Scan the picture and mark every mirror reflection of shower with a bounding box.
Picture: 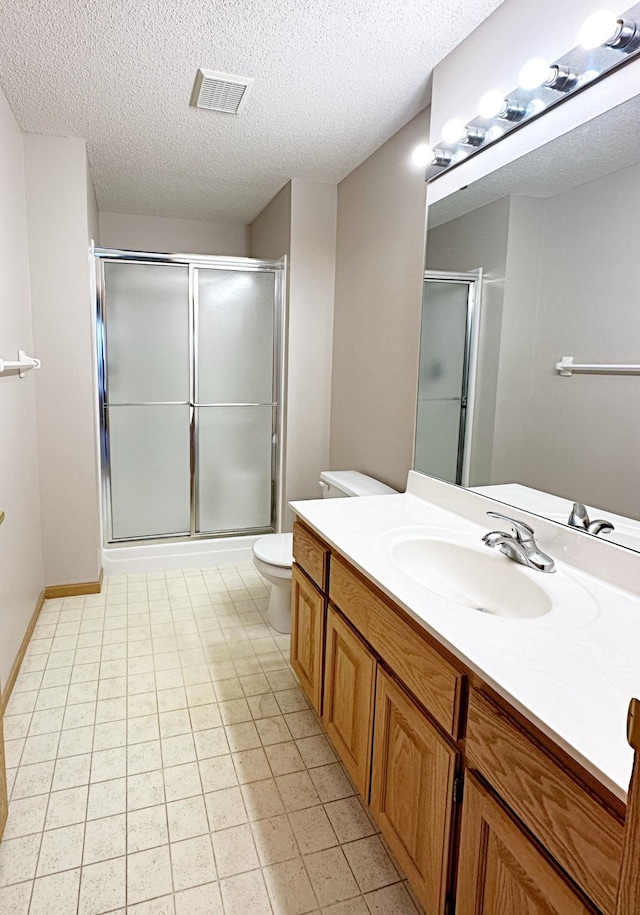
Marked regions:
[95,250,286,545]
[414,270,482,486]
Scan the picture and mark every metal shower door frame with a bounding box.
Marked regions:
[95,247,287,547]
[418,269,483,487]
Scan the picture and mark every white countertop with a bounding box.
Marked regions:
[291,480,640,802]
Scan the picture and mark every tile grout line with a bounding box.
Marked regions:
[3,564,415,915]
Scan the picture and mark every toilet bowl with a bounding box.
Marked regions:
[252,471,398,633]
[252,533,295,633]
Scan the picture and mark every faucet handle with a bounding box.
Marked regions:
[568,502,590,528]
[486,511,535,543]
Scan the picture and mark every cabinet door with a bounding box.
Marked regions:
[0,690,8,841]
[290,564,325,715]
[457,773,595,915]
[371,668,458,915]
[323,606,376,798]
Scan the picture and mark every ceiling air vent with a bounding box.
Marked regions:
[192,69,254,115]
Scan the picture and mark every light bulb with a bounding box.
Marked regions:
[485,126,505,143]
[441,118,466,144]
[411,144,434,167]
[518,57,554,90]
[478,90,505,119]
[526,98,547,117]
[579,9,619,48]
[578,69,600,86]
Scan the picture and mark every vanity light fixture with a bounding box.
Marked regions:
[478,90,525,122]
[442,119,488,147]
[579,9,640,51]
[518,59,578,92]
[410,144,453,168]
[417,1,640,183]
[441,118,467,144]
[460,126,486,146]
[479,90,528,122]
[411,144,435,166]
[432,148,454,167]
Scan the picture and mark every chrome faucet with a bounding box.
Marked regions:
[482,511,556,573]
[567,502,615,537]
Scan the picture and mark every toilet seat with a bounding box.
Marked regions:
[252,532,293,568]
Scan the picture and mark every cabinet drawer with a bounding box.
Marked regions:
[293,521,329,591]
[329,555,464,738]
[457,773,596,915]
[466,690,624,915]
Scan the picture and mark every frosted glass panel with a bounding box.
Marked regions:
[414,399,462,485]
[109,405,191,539]
[417,281,468,401]
[197,406,273,532]
[415,280,470,483]
[104,262,190,403]
[197,269,275,404]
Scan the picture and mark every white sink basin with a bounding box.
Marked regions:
[600,526,640,551]
[391,538,551,618]
[377,526,600,627]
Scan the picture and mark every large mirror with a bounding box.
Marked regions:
[416,92,640,551]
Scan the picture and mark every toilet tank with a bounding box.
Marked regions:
[319,470,398,499]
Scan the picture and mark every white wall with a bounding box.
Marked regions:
[250,180,337,529]
[329,109,429,491]
[505,167,640,519]
[99,211,249,257]
[0,91,44,688]
[286,180,337,523]
[24,135,102,587]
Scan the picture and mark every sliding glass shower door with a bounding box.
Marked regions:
[195,268,275,533]
[414,270,482,486]
[98,252,284,544]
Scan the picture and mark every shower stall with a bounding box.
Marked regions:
[414,269,482,486]
[95,248,286,552]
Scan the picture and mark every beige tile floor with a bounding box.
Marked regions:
[0,563,422,915]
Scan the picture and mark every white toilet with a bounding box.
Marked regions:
[252,470,398,633]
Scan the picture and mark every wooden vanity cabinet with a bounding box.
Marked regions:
[371,668,459,915]
[322,606,376,798]
[465,689,624,915]
[290,564,326,715]
[290,521,331,715]
[289,522,624,915]
[325,559,463,914]
[457,773,596,915]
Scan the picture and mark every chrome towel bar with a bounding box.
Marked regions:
[0,350,41,377]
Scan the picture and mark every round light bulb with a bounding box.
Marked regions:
[411,144,434,167]
[518,57,553,90]
[485,125,505,143]
[478,90,505,119]
[578,9,619,48]
[441,118,466,144]
[526,98,547,117]
[578,68,600,86]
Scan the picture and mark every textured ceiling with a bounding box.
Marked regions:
[0,0,504,223]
